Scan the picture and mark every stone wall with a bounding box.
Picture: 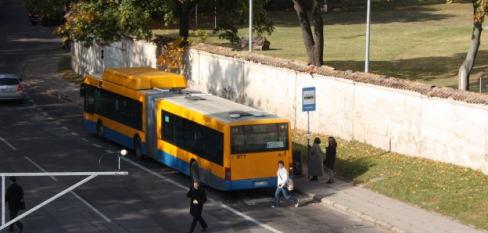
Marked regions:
[72,38,488,174]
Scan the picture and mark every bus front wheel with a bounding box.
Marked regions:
[190,162,200,182]
[134,137,144,160]
[97,121,105,140]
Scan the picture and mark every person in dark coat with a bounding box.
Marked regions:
[186,179,208,233]
[5,176,24,233]
[308,137,324,181]
[324,137,337,184]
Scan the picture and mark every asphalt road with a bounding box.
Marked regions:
[0,1,388,232]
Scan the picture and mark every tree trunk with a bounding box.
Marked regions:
[459,3,483,90]
[312,0,323,66]
[177,0,190,41]
[292,0,324,66]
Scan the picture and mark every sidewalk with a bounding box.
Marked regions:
[22,50,488,233]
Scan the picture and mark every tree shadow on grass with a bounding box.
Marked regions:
[324,50,488,92]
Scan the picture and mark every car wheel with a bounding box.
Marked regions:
[97,121,105,140]
[134,137,144,160]
[190,161,200,182]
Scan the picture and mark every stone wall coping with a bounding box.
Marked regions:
[189,42,488,105]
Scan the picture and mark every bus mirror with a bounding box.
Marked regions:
[80,83,86,97]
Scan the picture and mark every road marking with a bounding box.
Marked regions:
[70,191,111,222]
[37,108,42,111]
[81,138,88,142]
[54,122,60,125]
[120,156,190,191]
[42,112,47,116]
[62,127,69,130]
[92,144,101,148]
[221,204,283,233]
[28,99,33,103]
[25,157,58,181]
[0,137,16,150]
[48,117,53,120]
[25,156,111,222]
[71,132,78,136]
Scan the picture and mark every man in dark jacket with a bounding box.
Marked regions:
[5,176,24,233]
[186,179,208,233]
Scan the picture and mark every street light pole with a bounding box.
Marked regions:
[249,0,253,52]
[365,0,371,73]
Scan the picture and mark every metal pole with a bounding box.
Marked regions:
[307,111,310,179]
[2,176,4,226]
[195,4,198,30]
[215,3,217,29]
[365,0,371,73]
[249,0,253,52]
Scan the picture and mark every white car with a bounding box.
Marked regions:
[0,74,24,104]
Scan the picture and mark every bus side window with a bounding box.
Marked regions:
[162,111,176,144]
[175,118,187,148]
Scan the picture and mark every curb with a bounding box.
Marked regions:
[294,189,411,233]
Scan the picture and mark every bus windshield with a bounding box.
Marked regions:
[231,123,289,154]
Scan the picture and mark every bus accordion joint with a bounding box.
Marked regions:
[225,167,231,180]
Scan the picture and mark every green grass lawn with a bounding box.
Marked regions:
[153,2,488,92]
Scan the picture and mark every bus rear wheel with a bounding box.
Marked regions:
[134,137,144,160]
[97,121,105,140]
[190,161,200,182]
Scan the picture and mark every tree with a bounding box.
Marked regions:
[53,0,171,47]
[213,0,274,45]
[291,0,324,66]
[459,0,488,90]
[51,0,273,47]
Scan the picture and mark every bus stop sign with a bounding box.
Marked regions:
[302,87,316,112]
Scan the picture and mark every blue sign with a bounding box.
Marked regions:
[302,87,316,112]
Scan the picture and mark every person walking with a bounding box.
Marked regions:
[272,160,299,208]
[186,179,208,233]
[324,136,338,184]
[308,137,324,181]
[5,176,24,233]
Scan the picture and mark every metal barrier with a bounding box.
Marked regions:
[1,171,128,230]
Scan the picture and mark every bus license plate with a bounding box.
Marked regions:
[254,181,268,186]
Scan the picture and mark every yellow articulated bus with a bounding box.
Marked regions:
[80,67,293,190]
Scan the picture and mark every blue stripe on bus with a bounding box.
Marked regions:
[156,149,279,191]
[84,119,147,155]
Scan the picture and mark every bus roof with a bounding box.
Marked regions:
[157,90,284,124]
[101,67,187,90]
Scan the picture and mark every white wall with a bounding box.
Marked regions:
[72,39,488,175]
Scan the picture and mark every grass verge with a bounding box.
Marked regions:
[292,129,488,231]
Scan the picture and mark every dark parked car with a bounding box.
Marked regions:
[28,7,65,25]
